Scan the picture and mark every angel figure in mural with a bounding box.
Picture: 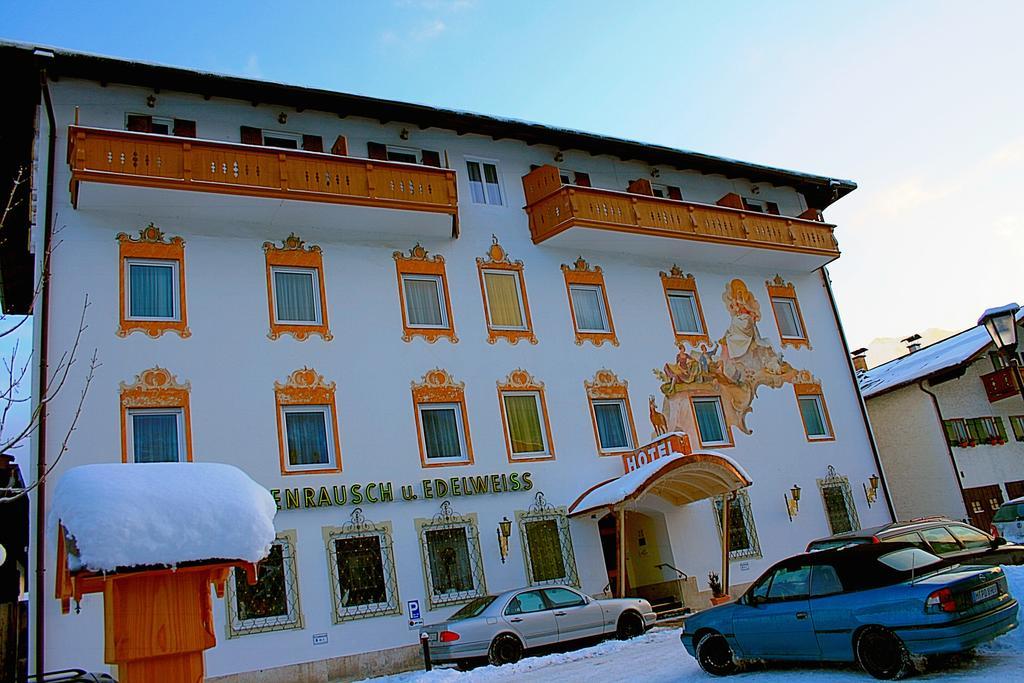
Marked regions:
[719,279,788,386]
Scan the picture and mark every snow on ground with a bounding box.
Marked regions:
[358,565,1024,683]
[50,462,277,571]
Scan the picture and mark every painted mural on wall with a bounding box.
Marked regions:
[653,276,818,442]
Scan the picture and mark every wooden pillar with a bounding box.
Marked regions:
[721,493,730,596]
[617,506,626,598]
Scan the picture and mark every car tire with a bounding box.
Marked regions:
[856,626,913,680]
[616,611,646,640]
[695,631,738,676]
[488,633,524,667]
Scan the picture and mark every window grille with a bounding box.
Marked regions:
[818,465,860,535]
[325,508,400,622]
[712,491,761,560]
[225,532,302,637]
[517,492,579,587]
[418,501,487,610]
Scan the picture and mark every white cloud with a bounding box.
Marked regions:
[410,18,446,41]
[242,54,263,79]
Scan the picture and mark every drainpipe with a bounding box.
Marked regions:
[917,381,969,519]
[818,267,896,520]
[34,58,57,679]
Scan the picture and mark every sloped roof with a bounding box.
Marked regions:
[859,308,1024,398]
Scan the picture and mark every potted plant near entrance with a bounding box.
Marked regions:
[708,571,731,605]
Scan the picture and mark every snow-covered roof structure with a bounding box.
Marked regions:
[51,463,277,572]
[859,307,1024,399]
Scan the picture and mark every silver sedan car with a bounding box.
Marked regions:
[421,585,657,667]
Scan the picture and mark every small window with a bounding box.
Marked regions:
[558,169,590,186]
[667,290,703,335]
[742,198,780,215]
[713,491,761,559]
[947,525,991,550]
[422,522,486,607]
[386,145,420,164]
[569,284,610,332]
[809,564,843,598]
[262,130,302,149]
[418,403,469,463]
[482,271,526,329]
[505,590,548,615]
[772,297,804,339]
[503,392,549,457]
[519,507,578,586]
[693,397,730,446]
[281,405,336,472]
[798,394,833,440]
[592,399,633,452]
[227,536,302,636]
[271,267,321,324]
[126,259,179,320]
[542,587,585,608]
[766,565,810,601]
[126,113,173,135]
[128,408,184,463]
[920,527,961,555]
[943,418,971,446]
[402,275,447,328]
[466,159,503,206]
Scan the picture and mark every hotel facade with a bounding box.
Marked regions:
[2,42,892,681]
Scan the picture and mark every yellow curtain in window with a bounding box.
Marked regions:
[505,395,544,454]
[485,272,523,328]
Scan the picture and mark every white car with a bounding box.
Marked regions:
[993,497,1024,544]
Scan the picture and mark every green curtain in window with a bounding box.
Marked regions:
[668,292,700,334]
[426,528,473,594]
[525,519,566,582]
[594,403,628,449]
[132,412,179,463]
[422,407,461,458]
[274,271,317,322]
[405,278,443,326]
[694,401,725,443]
[485,272,524,327]
[798,397,828,436]
[505,395,544,454]
[129,263,175,318]
[285,411,330,465]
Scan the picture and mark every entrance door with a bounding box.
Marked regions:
[963,484,1004,531]
[598,513,624,596]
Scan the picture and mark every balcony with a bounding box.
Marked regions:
[66,126,459,239]
[981,367,1023,403]
[522,166,840,270]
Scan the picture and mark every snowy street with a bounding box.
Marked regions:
[358,566,1024,683]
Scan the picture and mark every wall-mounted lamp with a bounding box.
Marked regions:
[146,94,157,108]
[785,484,801,522]
[864,474,880,507]
[750,185,761,195]
[553,151,564,163]
[278,112,288,125]
[400,127,410,140]
[497,517,512,563]
[650,168,661,178]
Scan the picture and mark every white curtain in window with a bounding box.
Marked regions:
[274,271,318,322]
[129,263,175,318]
[483,163,502,205]
[285,411,330,465]
[132,412,179,462]
[668,292,700,334]
[466,162,486,203]
[405,278,443,326]
[594,403,628,449]
[571,287,606,331]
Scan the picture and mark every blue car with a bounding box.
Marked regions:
[680,543,1017,679]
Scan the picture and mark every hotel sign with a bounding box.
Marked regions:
[621,433,692,473]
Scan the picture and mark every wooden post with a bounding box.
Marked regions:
[617,506,626,598]
[721,493,730,596]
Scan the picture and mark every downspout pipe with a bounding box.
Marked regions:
[34,59,56,679]
[818,267,897,521]
[917,380,969,519]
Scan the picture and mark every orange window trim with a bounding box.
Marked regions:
[585,369,637,456]
[116,224,190,339]
[562,257,618,347]
[794,382,835,442]
[274,367,343,475]
[394,244,458,344]
[476,237,537,345]
[412,368,474,468]
[688,395,735,449]
[766,274,810,350]
[264,234,332,341]
[497,369,554,463]
[119,366,193,463]
[659,264,710,347]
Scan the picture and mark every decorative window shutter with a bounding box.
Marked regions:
[966,419,982,441]
[302,135,324,153]
[240,126,263,145]
[173,119,196,138]
[126,114,152,133]
[942,420,958,446]
[667,185,683,200]
[330,135,348,156]
[627,178,654,196]
[799,207,824,221]
[716,192,744,209]
[995,417,1008,441]
[367,142,388,160]
[421,150,442,167]
[573,172,591,187]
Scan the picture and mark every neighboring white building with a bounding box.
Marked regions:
[858,311,1024,531]
[3,42,891,681]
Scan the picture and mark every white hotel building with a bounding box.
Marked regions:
[2,42,892,681]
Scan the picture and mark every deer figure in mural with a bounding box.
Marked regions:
[649,395,668,437]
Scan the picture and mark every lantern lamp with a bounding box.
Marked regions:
[497,517,512,563]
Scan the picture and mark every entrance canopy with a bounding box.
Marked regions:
[568,451,752,517]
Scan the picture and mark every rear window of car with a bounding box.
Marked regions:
[450,596,496,620]
[993,504,1024,523]
[947,524,991,549]
[878,547,942,572]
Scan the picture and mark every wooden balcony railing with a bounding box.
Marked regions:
[521,165,839,258]
[981,366,1023,403]
[66,126,459,218]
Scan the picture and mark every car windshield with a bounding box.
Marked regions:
[878,547,942,572]
[993,504,1024,523]
[449,596,497,620]
[808,538,869,551]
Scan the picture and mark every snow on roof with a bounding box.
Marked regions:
[859,308,1024,398]
[50,463,277,572]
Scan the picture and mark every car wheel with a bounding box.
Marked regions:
[695,632,738,676]
[856,626,913,680]
[616,611,645,640]
[488,633,524,667]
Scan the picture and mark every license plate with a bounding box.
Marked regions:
[427,632,438,642]
[973,584,998,603]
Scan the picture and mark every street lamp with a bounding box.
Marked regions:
[978,303,1024,403]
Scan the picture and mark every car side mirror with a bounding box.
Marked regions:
[992,536,1008,549]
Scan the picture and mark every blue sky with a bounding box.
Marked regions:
[2,0,1022,351]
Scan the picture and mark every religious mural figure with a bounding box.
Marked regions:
[654,278,818,443]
